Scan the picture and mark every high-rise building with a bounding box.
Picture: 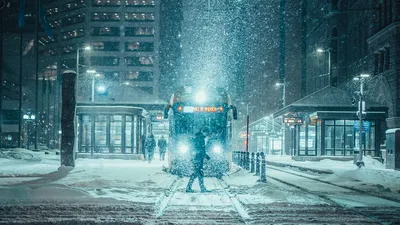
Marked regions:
[0,0,164,150]
[40,0,160,98]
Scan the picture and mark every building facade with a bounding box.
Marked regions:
[0,0,166,152]
[242,0,400,157]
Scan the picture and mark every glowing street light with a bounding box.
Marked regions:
[353,73,370,168]
[23,113,35,150]
[316,47,331,86]
[76,46,91,77]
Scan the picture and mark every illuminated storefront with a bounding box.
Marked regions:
[273,87,388,157]
[244,87,388,157]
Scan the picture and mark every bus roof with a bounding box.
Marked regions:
[169,86,232,105]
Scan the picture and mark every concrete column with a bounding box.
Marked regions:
[60,71,77,167]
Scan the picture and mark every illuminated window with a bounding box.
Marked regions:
[125,13,154,21]
[125,42,154,52]
[92,0,121,6]
[125,0,155,7]
[61,28,84,40]
[91,42,120,51]
[61,0,85,12]
[91,12,120,21]
[91,27,120,36]
[61,13,85,26]
[125,27,154,36]
[125,56,154,66]
[125,71,153,81]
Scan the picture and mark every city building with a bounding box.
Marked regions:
[0,0,168,154]
[242,0,399,158]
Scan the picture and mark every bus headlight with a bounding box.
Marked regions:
[179,144,189,154]
[213,145,222,154]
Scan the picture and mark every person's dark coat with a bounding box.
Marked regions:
[158,138,167,152]
[192,131,210,161]
[145,135,156,156]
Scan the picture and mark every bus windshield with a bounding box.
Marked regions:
[174,112,227,139]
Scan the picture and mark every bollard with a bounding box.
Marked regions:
[260,152,267,182]
[246,151,250,170]
[255,152,260,176]
[250,152,255,173]
[240,151,244,168]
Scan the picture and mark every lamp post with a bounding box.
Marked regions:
[86,70,97,102]
[76,46,91,78]
[275,81,286,108]
[317,48,331,86]
[275,82,286,155]
[354,73,370,168]
[240,102,255,152]
[23,114,35,150]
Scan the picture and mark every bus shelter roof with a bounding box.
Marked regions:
[272,86,387,118]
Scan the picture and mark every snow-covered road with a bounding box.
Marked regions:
[1,149,400,224]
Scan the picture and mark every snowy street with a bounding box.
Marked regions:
[1,149,400,224]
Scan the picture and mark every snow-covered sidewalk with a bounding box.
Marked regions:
[0,148,176,203]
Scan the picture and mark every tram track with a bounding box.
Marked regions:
[266,165,400,224]
[155,177,250,224]
[267,165,400,204]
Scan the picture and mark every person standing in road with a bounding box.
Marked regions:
[186,127,211,193]
[158,135,167,161]
[145,134,156,163]
[141,134,147,160]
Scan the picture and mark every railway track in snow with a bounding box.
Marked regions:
[266,165,400,224]
[155,176,251,225]
[267,165,400,204]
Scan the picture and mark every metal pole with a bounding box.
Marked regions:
[328,50,331,86]
[34,0,39,150]
[358,79,364,166]
[76,49,79,79]
[18,29,23,148]
[246,115,249,152]
[27,121,30,150]
[91,75,95,102]
[282,81,286,108]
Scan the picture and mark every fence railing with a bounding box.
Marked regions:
[233,151,267,182]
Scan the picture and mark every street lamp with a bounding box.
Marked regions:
[275,82,286,108]
[353,73,370,168]
[23,114,35,150]
[76,46,91,78]
[316,48,331,87]
[86,70,98,102]
[240,102,256,152]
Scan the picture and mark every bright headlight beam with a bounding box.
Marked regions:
[179,144,188,154]
[213,146,222,153]
[196,91,206,103]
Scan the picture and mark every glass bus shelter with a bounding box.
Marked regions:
[76,104,148,155]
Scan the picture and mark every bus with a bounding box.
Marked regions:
[164,86,237,177]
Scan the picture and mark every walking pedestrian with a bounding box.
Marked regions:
[141,134,147,160]
[158,135,167,161]
[145,134,156,163]
[186,127,211,193]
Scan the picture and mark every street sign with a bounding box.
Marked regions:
[283,117,303,125]
[354,121,370,132]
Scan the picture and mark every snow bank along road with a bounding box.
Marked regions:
[2,172,400,224]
